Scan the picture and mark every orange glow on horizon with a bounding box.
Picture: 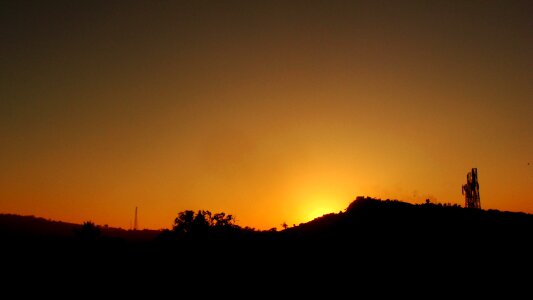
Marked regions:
[302,203,341,223]
[0,2,531,230]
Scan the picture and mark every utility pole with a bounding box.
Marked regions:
[134,206,138,231]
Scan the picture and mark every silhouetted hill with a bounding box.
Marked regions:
[2,198,532,291]
[288,196,533,241]
[0,213,160,241]
[280,197,533,259]
[0,214,79,238]
[4,197,532,251]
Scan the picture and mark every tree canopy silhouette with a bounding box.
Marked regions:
[171,210,237,238]
[74,221,100,240]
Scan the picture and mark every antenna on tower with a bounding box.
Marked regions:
[134,206,138,231]
[462,168,480,209]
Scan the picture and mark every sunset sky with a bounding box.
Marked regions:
[1,1,531,230]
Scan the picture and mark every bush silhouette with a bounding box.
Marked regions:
[75,221,100,240]
[171,210,237,239]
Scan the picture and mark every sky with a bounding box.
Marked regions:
[0,0,531,230]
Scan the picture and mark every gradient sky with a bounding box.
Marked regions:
[1,0,531,230]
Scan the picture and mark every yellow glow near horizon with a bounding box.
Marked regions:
[303,204,339,222]
[0,2,532,230]
[291,183,351,225]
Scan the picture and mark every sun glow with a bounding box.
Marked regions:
[286,166,357,225]
[297,192,347,223]
[305,205,337,222]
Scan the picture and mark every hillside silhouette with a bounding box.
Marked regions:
[2,197,532,289]
[3,197,533,250]
[0,214,160,241]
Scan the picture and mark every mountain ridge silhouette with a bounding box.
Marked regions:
[2,196,532,290]
[0,213,160,241]
[2,196,533,241]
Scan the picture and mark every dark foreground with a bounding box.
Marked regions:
[2,198,532,293]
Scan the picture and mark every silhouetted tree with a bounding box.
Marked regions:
[192,210,210,235]
[212,212,235,227]
[173,210,195,234]
[75,221,100,240]
[281,222,288,230]
[171,210,237,238]
[243,226,256,232]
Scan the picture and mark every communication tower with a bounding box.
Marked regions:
[462,168,480,209]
